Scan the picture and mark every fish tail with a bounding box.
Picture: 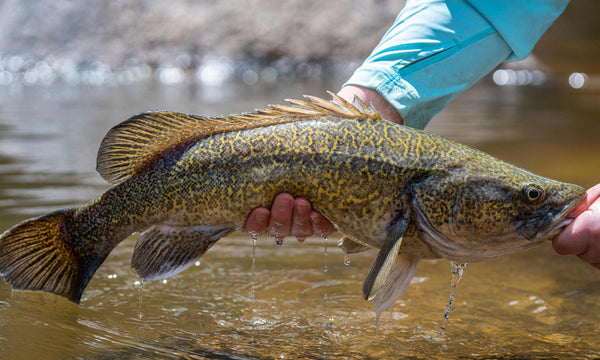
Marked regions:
[0,208,100,303]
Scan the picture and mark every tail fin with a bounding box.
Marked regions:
[0,208,98,303]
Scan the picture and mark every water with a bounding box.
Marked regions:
[323,237,329,273]
[440,262,468,335]
[343,255,351,266]
[250,234,257,301]
[1,75,600,358]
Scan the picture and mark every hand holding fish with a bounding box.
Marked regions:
[553,183,600,269]
[243,86,396,242]
[244,193,335,242]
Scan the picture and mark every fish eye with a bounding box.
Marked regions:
[522,184,545,202]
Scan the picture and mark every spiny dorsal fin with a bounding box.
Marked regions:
[96,91,380,184]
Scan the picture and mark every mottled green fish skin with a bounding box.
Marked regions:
[0,95,585,307]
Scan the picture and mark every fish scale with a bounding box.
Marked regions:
[0,93,585,318]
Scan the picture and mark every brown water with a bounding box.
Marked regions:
[0,75,599,359]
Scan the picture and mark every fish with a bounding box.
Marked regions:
[0,93,585,316]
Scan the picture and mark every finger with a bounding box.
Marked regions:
[567,183,600,218]
[290,198,312,242]
[553,210,599,256]
[309,210,336,237]
[336,85,404,124]
[268,193,294,243]
[244,207,270,235]
[553,216,590,256]
[574,213,600,265]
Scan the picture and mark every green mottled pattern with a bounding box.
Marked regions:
[69,114,583,263]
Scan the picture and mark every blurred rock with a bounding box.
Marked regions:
[0,0,597,76]
[0,0,405,68]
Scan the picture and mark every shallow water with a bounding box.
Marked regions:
[0,75,599,359]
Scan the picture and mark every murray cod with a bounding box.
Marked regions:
[0,93,585,315]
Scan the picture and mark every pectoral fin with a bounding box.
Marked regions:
[338,237,371,255]
[370,255,419,317]
[362,216,409,301]
[131,224,232,281]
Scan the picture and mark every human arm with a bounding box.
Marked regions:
[244,0,570,242]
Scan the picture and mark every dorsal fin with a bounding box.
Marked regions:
[96,91,380,184]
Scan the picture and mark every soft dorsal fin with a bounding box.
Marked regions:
[96,92,380,184]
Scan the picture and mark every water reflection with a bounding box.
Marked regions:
[0,76,599,358]
[568,72,588,89]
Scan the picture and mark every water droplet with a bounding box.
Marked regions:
[440,261,468,335]
[250,234,257,301]
[138,281,144,320]
[343,255,350,266]
[323,237,328,273]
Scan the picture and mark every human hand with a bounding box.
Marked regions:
[336,85,403,124]
[244,193,336,243]
[553,183,600,270]
[244,86,400,243]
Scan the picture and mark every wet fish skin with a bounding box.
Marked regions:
[0,94,585,315]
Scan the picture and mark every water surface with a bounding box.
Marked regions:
[0,76,599,359]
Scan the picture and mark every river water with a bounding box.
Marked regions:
[0,72,599,359]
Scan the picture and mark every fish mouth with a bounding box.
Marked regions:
[528,192,586,241]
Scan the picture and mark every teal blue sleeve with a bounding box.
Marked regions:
[343,0,569,129]
[466,0,570,61]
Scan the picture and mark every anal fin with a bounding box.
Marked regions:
[131,224,232,281]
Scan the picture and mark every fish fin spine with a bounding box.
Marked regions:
[0,208,101,303]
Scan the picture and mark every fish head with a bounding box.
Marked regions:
[410,167,585,262]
